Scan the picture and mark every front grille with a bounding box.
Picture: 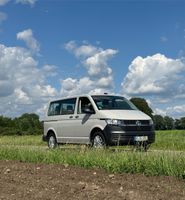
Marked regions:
[123,120,150,126]
[124,126,152,131]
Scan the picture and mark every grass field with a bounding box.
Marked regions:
[0,130,185,150]
[152,130,185,151]
[0,130,185,178]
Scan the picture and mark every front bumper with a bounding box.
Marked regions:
[103,124,155,146]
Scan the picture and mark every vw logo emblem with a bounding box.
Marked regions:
[136,120,141,126]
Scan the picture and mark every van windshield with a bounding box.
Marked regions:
[92,95,138,110]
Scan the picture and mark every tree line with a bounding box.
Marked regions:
[0,113,42,135]
[0,97,184,136]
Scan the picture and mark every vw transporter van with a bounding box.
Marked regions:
[43,94,155,150]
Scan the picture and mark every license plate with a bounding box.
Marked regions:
[134,136,148,142]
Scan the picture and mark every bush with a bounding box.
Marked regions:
[0,113,43,136]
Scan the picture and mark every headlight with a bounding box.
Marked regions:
[105,119,123,126]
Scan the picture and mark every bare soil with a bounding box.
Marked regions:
[0,160,185,200]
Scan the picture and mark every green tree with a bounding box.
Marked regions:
[0,113,43,135]
[153,115,166,130]
[164,116,174,130]
[180,117,185,129]
[174,119,182,129]
[15,113,42,135]
[130,97,153,118]
[174,118,185,130]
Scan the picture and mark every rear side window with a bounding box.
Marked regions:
[48,98,76,116]
[48,101,61,116]
[61,98,76,115]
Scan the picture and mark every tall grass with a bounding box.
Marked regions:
[151,130,185,151]
[0,130,185,151]
[0,130,185,179]
[0,135,44,146]
[0,146,185,179]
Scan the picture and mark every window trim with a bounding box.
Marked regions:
[77,96,95,114]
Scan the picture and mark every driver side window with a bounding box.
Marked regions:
[78,97,94,114]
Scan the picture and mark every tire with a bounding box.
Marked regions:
[91,131,106,148]
[47,133,58,149]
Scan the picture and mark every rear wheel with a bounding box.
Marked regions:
[47,133,58,149]
[91,132,106,148]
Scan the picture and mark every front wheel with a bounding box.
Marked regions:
[91,132,106,148]
[48,133,58,149]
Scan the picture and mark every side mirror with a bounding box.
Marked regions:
[83,108,95,114]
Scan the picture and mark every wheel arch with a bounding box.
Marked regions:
[46,128,57,141]
[90,127,105,142]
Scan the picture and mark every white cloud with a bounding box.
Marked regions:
[166,105,185,118]
[0,79,14,96]
[60,77,93,97]
[65,41,117,77]
[0,0,9,6]
[16,0,37,6]
[84,49,117,77]
[17,29,40,53]
[0,12,7,24]
[121,53,185,118]
[63,41,118,96]
[0,43,58,117]
[65,41,99,58]
[153,108,167,116]
[42,65,58,77]
[121,54,185,97]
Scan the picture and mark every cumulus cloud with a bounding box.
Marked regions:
[16,0,37,6]
[166,105,185,118]
[61,77,94,97]
[154,104,185,118]
[0,43,58,117]
[84,49,117,77]
[17,29,40,53]
[121,54,185,97]
[153,108,167,116]
[0,12,7,24]
[0,0,9,6]
[65,41,98,58]
[63,41,118,96]
[42,65,58,77]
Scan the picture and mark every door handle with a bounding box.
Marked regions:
[75,116,79,119]
[69,116,73,119]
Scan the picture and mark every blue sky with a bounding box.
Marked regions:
[0,0,185,118]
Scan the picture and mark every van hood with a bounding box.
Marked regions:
[98,110,151,120]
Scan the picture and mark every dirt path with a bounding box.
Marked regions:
[0,160,185,200]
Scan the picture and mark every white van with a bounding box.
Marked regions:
[43,94,155,149]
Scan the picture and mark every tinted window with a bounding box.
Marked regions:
[92,95,137,110]
[61,98,76,115]
[48,101,61,116]
[48,98,76,116]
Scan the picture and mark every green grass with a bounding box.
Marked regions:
[0,130,185,179]
[0,130,185,151]
[0,146,185,178]
[0,135,44,146]
[151,130,185,151]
